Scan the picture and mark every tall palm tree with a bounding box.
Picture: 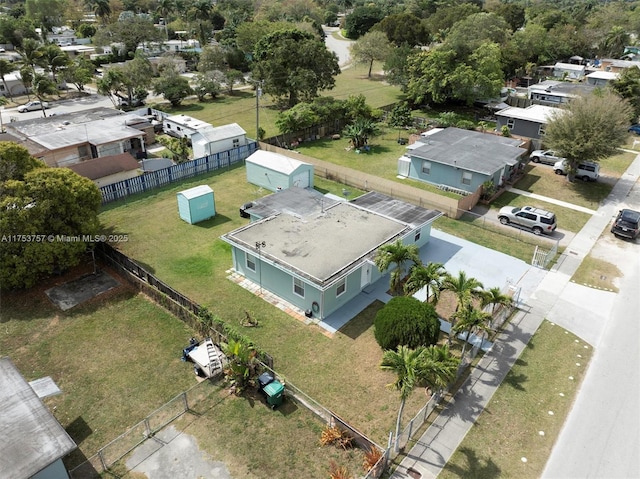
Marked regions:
[17,38,45,75]
[481,286,513,314]
[452,306,492,361]
[0,59,14,100]
[380,345,425,450]
[441,271,484,346]
[93,0,112,25]
[404,261,447,305]
[42,44,70,91]
[19,66,34,100]
[32,73,57,117]
[374,239,421,295]
[157,0,175,40]
[420,344,459,395]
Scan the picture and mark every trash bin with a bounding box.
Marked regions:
[258,372,274,389]
[263,379,284,408]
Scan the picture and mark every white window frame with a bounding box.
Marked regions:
[336,278,346,297]
[414,230,421,242]
[293,277,305,298]
[461,171,472,186]
[246,254,256,272]
[507,118,515,129]
[538,124,546,136]
[421,160,431,175]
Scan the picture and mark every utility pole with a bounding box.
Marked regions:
[253,80,264,142]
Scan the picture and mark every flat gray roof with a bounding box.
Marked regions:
[409,128,526,175]
[225,202,411,286]
[245,187,341,219]
[350,191,441,228]
[0,357,76,479]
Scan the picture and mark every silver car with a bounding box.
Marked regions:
[529,149,564,165]
[17,101,49,112]
[498,205,557,235]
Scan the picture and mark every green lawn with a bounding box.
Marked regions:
[437,320,593,479]
[152,61,404,141]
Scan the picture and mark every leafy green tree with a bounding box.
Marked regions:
[374,239,421,295]
[223,69,245,94]
[76,23,97,38]
[543,91,633,182]
[276,103,320,134]
[387,101,413,139]
[93,16,162,57]
[489,2,525,32]
[452,305,492,361]
[25,0,65,35]
[349,30,392,78]
[343,93,376,122]
[193,71,221,101]
[343,117,380,150]
[153,70,193,106]
[384,44,415,92]
[198,44,228,73]
[157,135,191,163]
[344,5,384,39]
[0,142,43,184]
[424,3,481,42]
[252,28,340,108]
[235,20,292,54]
[373,13,430,47]
[598,26,630,58]
[220,337,259,394]
[445,12,511,57]
[0,160,101,289]
[62,57,93,92]
[611,66,640,121]
[441,271,484,346]
[374,296,440,351]
[0,16,40,49]
[404,261,447,305]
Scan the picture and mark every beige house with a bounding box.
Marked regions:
[5,108,153,167]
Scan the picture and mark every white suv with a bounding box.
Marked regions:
[498,205,557,236]
[553,160,599,182]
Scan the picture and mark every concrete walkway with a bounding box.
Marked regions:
[391,154,640,479]
[505,186,599,215]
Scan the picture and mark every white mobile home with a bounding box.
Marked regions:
[192,123,247,159]
[163,114,213,140]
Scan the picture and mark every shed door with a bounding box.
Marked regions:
[361,263,371,288]
[292,171,309,188]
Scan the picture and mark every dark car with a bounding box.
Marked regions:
[611,209,640,240]
[628,124,640,135]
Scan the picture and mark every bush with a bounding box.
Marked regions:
[455,120,475,130]
[435,111,460,128]
[374,296,440,351]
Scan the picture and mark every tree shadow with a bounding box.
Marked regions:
[441,446,501,478]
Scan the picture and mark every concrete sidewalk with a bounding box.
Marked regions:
[391,154,640,479]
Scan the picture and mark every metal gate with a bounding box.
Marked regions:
[532,240,559,269]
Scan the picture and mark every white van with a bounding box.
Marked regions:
[553,160,599,181]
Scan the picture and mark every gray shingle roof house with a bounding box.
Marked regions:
[398,128,527,193]
[0,357,76,479]
[222,189,440,322]
[527,80,596,106]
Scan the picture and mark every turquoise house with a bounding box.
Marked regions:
[177,185,215,224]
[222,190,440,321]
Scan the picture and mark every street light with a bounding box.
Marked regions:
[255,240,266,294]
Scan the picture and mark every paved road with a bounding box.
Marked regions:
[1,93,114,125]
[323,26,354,68]
[542,171,640,479]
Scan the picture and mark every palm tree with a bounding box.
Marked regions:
[32,73,57,117]
[441,271,484,346]
[481,286,513,315]
[42,44,70,93]
[19,66,34,100]
[343,117,380,149]
[0,59,14,100]
[157,0,175,40]
[420,344,459,396]
[17,38,45,75]
[374,239,421,295]
[93,0,112,25]
[452,306,492,361]
[380,345,425,451]
[404,261,447,305]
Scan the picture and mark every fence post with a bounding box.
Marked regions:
[406,418,414,444]
[182,391,189,412]
[98,449,108,472]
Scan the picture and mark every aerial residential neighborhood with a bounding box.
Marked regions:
[1,0,640,478]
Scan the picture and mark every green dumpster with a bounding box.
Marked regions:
[263,379,284,408]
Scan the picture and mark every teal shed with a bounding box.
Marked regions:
[177,185,216,224]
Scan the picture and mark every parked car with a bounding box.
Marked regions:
[530,149,564,165]
[628,124,640,135]
[553,160,599,181]
[611,208,640,240]
[17,101,49,112]
[498,205,557,236]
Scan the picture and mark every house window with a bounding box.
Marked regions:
[461,171,472,186]
[421,160,431,175]
[293,277,305,297]
[414,230,421,242]
[507,119,515,129]
[232,138,240,147]
[246,254,256,272]
[336,278,346,297]
[538,124,546,136]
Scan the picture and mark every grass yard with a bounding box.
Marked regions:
[99,167,429,445]
[154,61,403,141]
[438,320,593,479]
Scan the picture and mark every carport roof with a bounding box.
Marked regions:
[0,357,76,479]
[409,127,526,175]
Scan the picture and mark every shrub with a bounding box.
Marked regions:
[435,111,460,127]
[362,446,383,472]
[501,125,511,137]
[455,120,475,130]
[320,426,354,450]
[329,461,354,479]
[374,296,440,351]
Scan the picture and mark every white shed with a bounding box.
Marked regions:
[245,150,314,192]
[191,123,247,159]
